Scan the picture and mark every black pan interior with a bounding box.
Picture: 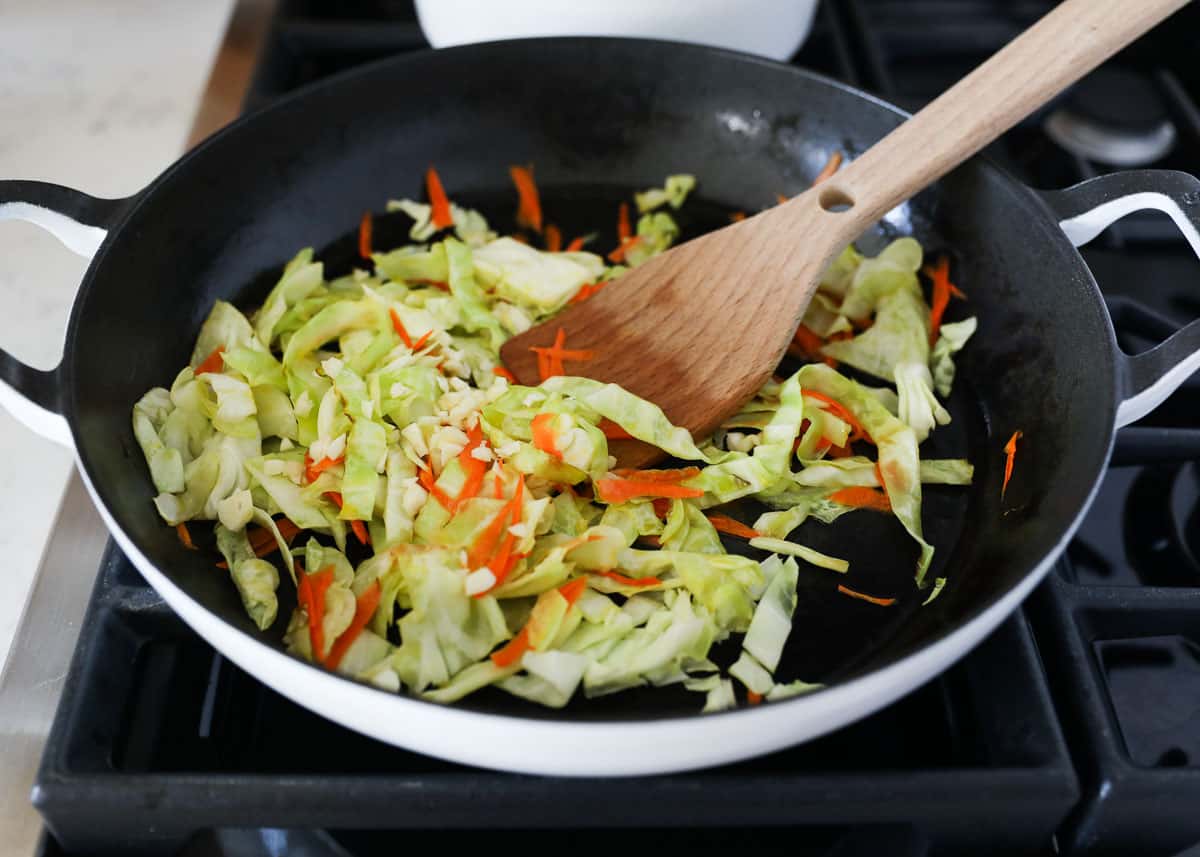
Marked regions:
[68,39,1118,720]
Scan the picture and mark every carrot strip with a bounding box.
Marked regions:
[565,236,586,252]
[530,327,595,380]
[812,150,844,186]
[705,513,761,539]
[598,417,633,439]
[304,566,336,659]
[491,627,530,667]
[607,235,642,264]
[510,164,543,233]
[305,453,344,484]
[544,223,562,252]
[611,467,701,483]
[596,570,662,588]
[803,391,869,442]
[595,479,704,504]
[492,366,517,383]
[426,165,453,230]
[568,282,607,304]
[217,519,301,568]
[389,308,415,348]
[923,255,957,346]
[176,523,197,550]
[417,463,454,510]
[776,193,790,205]
[559,576,589,607]
[468,473,524,571]
[617,201,631,241]
[837,584,896,607]
[829,487,892,512]
[358,211,373,260]
[729,211,747,223]
[746,690,764,705]
[452,424,489,512]
[1002,430,1023,500]
[324,580,382,670]
[194,347,225,376]
[350,519,370,545]
[411,329,434,351]
[531,412,563,461]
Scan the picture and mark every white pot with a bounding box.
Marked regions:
[414,0,819,62]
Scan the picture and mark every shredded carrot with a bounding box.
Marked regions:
[837,584,896,607]
[468,473,524,572]
[803,391,869,442]
[559,576,589,607]
[607,235,642,264]
[305,453,344,484]
[651,498,671,518]
[487,531,518,581]
[790,324,827,361]
[565,236,586,252]
[510,164,543,233]
[350,519,370,545]
[358,211,373,260]
[812,150,844,186]
[611,467,701,483]
[426,165,453,230]
[814,438,832,457]
[729,211,747,223]
[705,514,761,539]
[491,627,530,667]
[1002,430,1023,500]
[411,328,434,351]
[411,278,451,291]
[568,281,607,304]
[218,519,301,568]
[417,462,454,510]
[326,491,343,509]
[531,412,563,460]
[301,565,336,659]
[922,255,959,346]
[389,308,415,348]
[194,347,225,376]
[324,580,382,670]
[176,523,197,550]
[452,423,489,511]
[598,417,633,439]
[746,690,764,705]
[595,478,704,504]
[596,570,662,588]
[617,201,631,241]
[829,486,892,512]
[529,327,595,380]
[827,441,853,459]
[492,366,517,383]
[776,193,790,205]
[544,223,562,252]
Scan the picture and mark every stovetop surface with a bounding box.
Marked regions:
[32,2,1200,856]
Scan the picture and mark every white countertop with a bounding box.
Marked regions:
[0,0,235,668]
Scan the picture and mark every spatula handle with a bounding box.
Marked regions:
[809,0,1189,233]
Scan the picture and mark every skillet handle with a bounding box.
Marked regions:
[1039,170,1200,428]
[0,181,129,447]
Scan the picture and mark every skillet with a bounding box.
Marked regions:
[3,38,1200,775]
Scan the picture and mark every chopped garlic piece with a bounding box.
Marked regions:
[321,356,344,378]
[361,400,374,419]
[263,459,287,476]
[464,568,496,596]
[402,480,429,517]
[470,445,493,462]
[293,391,313,418]
[507,522,532,539]
[326,433,347,461]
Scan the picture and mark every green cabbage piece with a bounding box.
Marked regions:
[472,237,600,312]
[635,174,696,213]
[748,538,848,573]
[215,524,279,630]
[254,250,325,348]
[742,556,799,672]
[931,316,977,397]
[132,388,185,494]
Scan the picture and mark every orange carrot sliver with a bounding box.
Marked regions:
[492,366,517,383]
[596,570,662,588]
[510,164,543,233]
[617,201,631,241]
[303,566,336,659]
[651,498,671,518]
[417,464,454,510]
[426,165,453,230]
[792,324,826,358]
[607,235,642,264]
[544,223,562,252]
[531,412,563,460]
[194,347,225,376]
[837,584,896,607]
[923,255,957,346]
[325,580,382,670]
[358,211,373,260]
[1002,430,1023,500]
[803,390,869,442]
[389,308,415,349]
[729,211,747,223]
[812,150,844,186]
[559,576,589,607]
[746,690,764,705]
[705,513,761,539]
[611,466,701,483]
[176,523,197,550]
[491,627,530,668]
[829,487,892,512]
[566,236,586,252]
[411,329,434,351]
[595,479,703,504]
[568,282,606,304]
[350,519,370,545]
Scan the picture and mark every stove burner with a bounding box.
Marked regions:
[1045,66,1176,166]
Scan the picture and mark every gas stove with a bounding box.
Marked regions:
[11,1,1200,855]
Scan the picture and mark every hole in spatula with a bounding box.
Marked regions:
[818,184,855,212]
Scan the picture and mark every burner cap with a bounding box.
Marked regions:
[1045,66,1176,166]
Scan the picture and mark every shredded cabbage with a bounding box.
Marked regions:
[131,170,972,710]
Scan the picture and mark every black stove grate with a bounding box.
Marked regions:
[31,1,1200,855]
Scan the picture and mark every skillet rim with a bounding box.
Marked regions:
[63,36,1120,728]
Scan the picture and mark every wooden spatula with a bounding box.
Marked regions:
[500,0,1187,467]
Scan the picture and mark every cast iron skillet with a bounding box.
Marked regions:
[3,39,1200,775]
